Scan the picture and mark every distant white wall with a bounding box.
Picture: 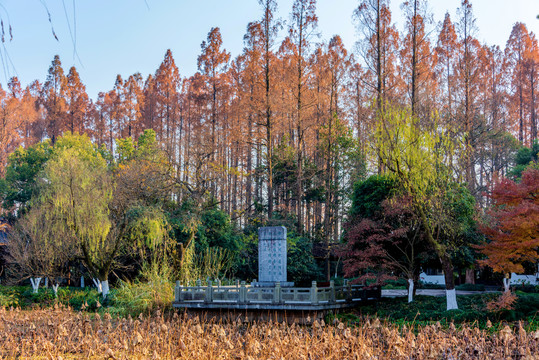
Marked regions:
[510,273,538,285]
[419,272,539,286]
[419,272,445,285]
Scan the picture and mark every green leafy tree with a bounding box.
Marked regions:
[112,129,175,279]
[349,174,395,219]
[40,133,114,297]
[509,140,539,180]
[319,115,364,281]
[0,141,51,216]
[374,104,464,310]
[287,233,321,285]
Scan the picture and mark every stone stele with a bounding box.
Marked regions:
[257,226,292,286]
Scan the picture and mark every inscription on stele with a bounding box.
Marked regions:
[258,226,287,283]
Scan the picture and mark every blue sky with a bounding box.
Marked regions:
[1,0,538,99]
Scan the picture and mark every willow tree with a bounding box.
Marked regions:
[41,133,114,297]
[374,105,463,310]
[7,204,75,295]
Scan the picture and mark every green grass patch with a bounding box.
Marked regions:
[0,285,102,311]
[336,293,539,330]
[455,283,486,291]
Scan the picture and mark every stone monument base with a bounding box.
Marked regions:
[252,281,295,287]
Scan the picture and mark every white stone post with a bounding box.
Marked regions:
[205,280,213,303]
[273,282,281,304]
[310,281,318,305]
[330,280,336,304]
[175,280,181,302]
[239,281,247,304]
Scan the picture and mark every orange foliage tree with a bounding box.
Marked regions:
[479,168,539,292]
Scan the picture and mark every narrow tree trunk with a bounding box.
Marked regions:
[52,284,60,298]
[30,277,42,294]
[93,278,103,294]
[101,279,110,299]
[465,268,475,284]
[503,276,510,293]
[442,256,457,310]
[408,278,414,303]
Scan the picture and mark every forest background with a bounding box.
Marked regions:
[0,0,538,304]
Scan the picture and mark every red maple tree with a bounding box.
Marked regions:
[479,168,539,291]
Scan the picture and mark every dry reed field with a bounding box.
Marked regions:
[1,306,539,359]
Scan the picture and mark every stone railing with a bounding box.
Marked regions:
[174,280,381,306]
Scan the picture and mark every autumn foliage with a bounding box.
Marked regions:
[479,169,539,277]
[0,0,537,239]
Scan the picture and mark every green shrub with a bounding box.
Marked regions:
[0,285,103,310]
[352,293,539,326]
[21,287,56,307]
[512,284,539,293]
[0,292,19,307]
[418,282,446,289]
[382,278,408,289]
[56,287,101,311]
[109,263,174,317]
[455,284,485,291]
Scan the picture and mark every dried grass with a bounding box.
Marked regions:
[0,306,538,359]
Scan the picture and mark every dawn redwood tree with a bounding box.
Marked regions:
[236,21,262,216]
[65,66,89,134]
[111,75,127,145]
[155,50,181,155]
[41,55,67,144]
[288,0,318,230]
[506,22,532,145]
[456,0,479,193]
[524,32,539,144]
[122,73,144,139]
[257,0,280,219]
[0,80,24,175]
[479,168,539,292]
[354,0,389,112]
[435,13,458,123]
[399,0,435,119]
[354,0,400,173]
[141,74,157,135]
[197,27,231,159]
